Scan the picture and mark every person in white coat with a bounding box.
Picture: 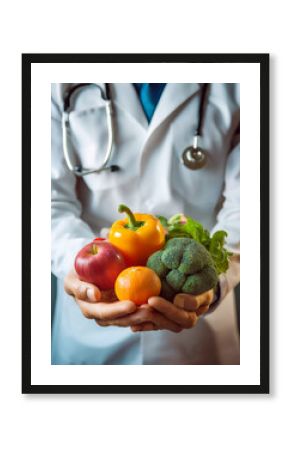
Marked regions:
[51,83,240,365]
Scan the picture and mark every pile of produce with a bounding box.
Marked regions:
[74,205,232,305]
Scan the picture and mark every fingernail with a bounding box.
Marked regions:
[77,285,87,298]
[197,305,209,316]
[87,288,95,301]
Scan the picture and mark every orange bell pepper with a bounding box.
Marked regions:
[108,204,165,266]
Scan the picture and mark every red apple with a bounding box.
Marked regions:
[74,240,127,290]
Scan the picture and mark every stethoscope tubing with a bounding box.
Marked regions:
[62,83,209,176]
[62,83,118,176]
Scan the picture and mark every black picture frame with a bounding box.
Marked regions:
[22,53,269,394]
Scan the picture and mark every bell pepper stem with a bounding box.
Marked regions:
[118,204,138,229]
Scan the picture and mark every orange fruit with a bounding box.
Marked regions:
[115,266,161,305]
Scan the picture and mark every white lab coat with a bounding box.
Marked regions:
[51,83,240,365]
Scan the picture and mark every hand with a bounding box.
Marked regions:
[64,269,137,324]
[130,289,214,333]
[97,303,183,333]
[64,269,180,331]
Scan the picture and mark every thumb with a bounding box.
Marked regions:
[173,294,198,311]
[174,290,214,311]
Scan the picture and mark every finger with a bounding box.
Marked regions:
[75,299,136,320]
[173,294,198,311]
[131,322,156,332]
[86,284,102,302]
[100,289,118,302]
[97,308,154,328]
[98,308,182,332]
[196,304,210,316]
[75,283,101,302]
[193,290,214,307]
[64,272,101,302]
[151,311,183,332]
[173,293,204,311]
[173,291,213,311]
[148,296,197,328]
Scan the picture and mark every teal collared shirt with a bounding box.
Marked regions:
[133,83,166,122]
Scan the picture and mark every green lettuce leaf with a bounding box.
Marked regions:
[158,214,233,274]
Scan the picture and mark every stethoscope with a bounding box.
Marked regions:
[62,83,209,176]
[62,83,119,176]
[181,83,209,170]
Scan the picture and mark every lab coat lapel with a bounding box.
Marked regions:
[147,83,201,134]
[112,83,148,130]
[111,83,201,135]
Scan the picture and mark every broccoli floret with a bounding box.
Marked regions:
[166,269,186,291]
[147,250,169,278]
[165,237,193,249]
[147,237,218,298]
[182,266,218,295]
[161,238,194,269]
[178,240,212,274]
[161,247,182,269]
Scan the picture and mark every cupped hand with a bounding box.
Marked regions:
[130,289,214,333]
[96,303,183,333]
[64,269,182,332]
[64,269,214,333]
[64,269,137,323]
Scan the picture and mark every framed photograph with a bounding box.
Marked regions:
[22,53,269,394]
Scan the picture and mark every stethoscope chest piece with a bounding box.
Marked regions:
[181,145,207,170]
[180,83,209,171]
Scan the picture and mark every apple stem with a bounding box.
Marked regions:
[92,243,98,255]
